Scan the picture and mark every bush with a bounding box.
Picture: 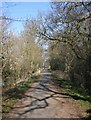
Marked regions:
[69,55,91,96]
[50,58,65,71]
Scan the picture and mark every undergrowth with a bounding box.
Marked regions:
[52,73,91,117]
[2,74,40,113]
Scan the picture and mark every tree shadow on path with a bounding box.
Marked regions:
[7,71,71,118]
[4,70,89,118]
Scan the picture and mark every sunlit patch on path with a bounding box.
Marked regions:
[8,70,82,118]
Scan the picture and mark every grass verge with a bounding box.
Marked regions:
[2,74,40,114]
[52,72,91,117]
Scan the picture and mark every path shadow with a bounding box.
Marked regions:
[52,77,91,102]
[84,108,91,119]
[6,73,70,118]
[3,70,90,118]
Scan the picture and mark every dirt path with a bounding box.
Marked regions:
[8,69,82,118]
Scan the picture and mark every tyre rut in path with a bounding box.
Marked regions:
[8,70,82,118]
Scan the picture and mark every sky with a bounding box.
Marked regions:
[2,2,51,35]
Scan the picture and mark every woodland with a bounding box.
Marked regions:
[1,2,91,117]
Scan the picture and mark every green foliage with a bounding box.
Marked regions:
[69,54,91,95]
[52,73,91,103]
[40,2,91,97]
[48,42,65,71]
[49,58,65,71]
